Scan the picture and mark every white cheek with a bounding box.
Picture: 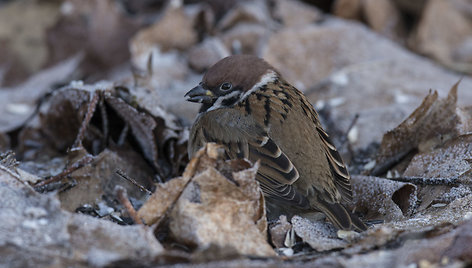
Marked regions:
[241,70,277,101]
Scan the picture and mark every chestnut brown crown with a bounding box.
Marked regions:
[185,55,279,112]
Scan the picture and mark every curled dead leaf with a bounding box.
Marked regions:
[138,143,274,257]
[350,175,417,221]
[373,82,465,175]
[292,216,348,252]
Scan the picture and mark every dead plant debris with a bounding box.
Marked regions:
[1,0,472,267]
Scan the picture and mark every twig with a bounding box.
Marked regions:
[34,155,94,188]
[116,169,152,195]
[73,91,100,148]
[115,185,143,224]
[99,97,109,147]
[370,150,411,176]
[0,163,22,182]
[380,176,461,186]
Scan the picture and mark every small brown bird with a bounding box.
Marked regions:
[185,55,366,232]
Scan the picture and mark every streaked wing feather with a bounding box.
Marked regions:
[257,173,310,208]
[279,82,353,203]
[316,125,353,202]
[191,108,309,208]
[314,194,367,231]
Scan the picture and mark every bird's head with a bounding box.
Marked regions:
[185,55,279,112]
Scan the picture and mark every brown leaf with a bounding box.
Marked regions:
[350,175,417,221]
[411,0,472,74]
[169,164,274,256]
[0,1,61,86]
[0,167,164,267]
[105,95,159,172]
[443,219,472,262]
[332,0,363,20]
[137,176,190,226]
[342,225,400,256]
[58,148,154,213]
[46,0,141,76]
[404,134,472,210]
[392,219,472,265]
[404,134,472,180]
[40,88,93,151]
[130,3,198,53]
[269,215,292,248]
[137,144,224,226]
[292,216,348,251]
[373,82,463,175]
[0,56,81,133]
[139,143,274,256]
[271,0,322,27]
[217,1,272,31]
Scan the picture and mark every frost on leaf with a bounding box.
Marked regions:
[350,175,417,221]
[404,134,472,210]
[139,143,275,257]
[291,216,348,251]
[373,82,467,175]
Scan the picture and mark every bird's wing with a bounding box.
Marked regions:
[189,108,310,208]
[315,125,353,202]
[296,92,353,203]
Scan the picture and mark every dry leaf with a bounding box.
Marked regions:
[404,134,472,210]
[217,1,272,31]
[105,95,160,171]
[130,3,198,53]
[46,0,141,75]
[58,148,153,213]
[411,0,472,73]
[169,165,274,256]
[0,56,81,133]
[137,176,190,225]
[141,143,274,256]
[404,134,472,180]
[292,216,348,251]
[271,0,322,27]
[0,167,163,267]
[373,82,463,175]
[350,175,417,221]
[394,218,472,265]
[269,215,292,248]
[40,88,93,151]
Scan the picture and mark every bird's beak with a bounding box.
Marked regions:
[185,84,215,103]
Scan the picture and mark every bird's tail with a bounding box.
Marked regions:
[314,197,367,232]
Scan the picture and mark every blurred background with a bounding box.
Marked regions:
[1,2,472,265]
[1,0,471,85]
[1,0,471,150]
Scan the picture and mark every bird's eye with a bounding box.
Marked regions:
[220,82,232,91]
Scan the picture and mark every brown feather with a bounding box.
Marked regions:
[189,108,307,206]
[188,55,366,231]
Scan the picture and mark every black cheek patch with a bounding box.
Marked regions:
[222,95,240,107]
